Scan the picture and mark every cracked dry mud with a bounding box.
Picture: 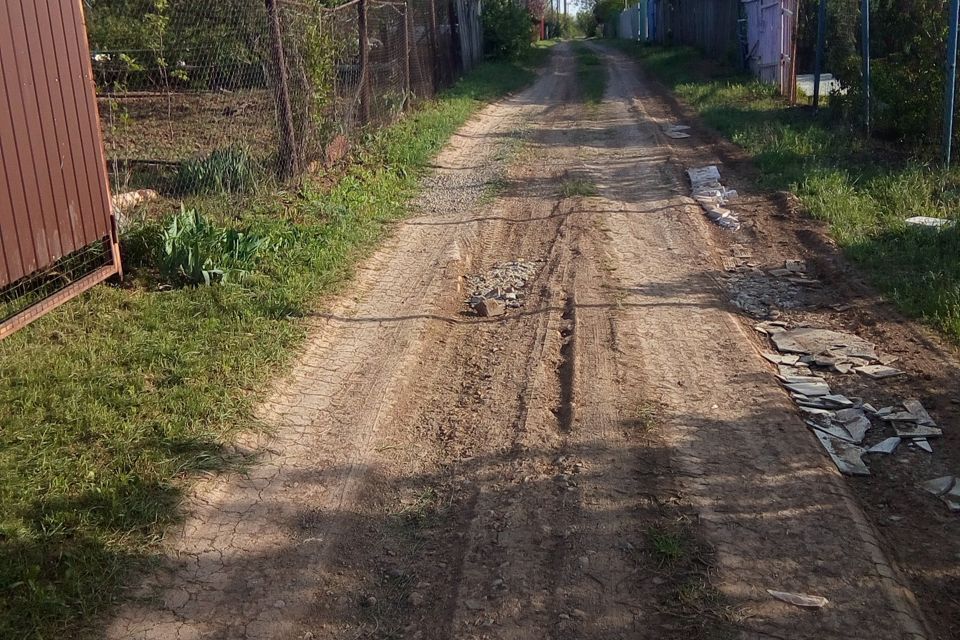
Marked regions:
[106,44,942,639]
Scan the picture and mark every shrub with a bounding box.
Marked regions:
[483,0,533,61]
[173,145,261,195]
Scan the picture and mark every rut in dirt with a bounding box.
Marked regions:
[106,43,932,640]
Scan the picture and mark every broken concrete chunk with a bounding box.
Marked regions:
[475,298,505,317]
[902,399,935,426]
[894,423,943,439]
[842,416,871,443]
[855,364,905,379]
[834,407,864,422]
[766,589,829,608]
[920,475,960,512]
[905,216,954,228]
[820,395,854,409]
[867,437,902,454]
[811,429,870,476]
[771,328,878,362]
[807,419,858,443]
[785,381,831,397]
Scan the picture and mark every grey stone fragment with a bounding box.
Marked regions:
[866,437,902,454]
[902,399,936,426]
[811,429,870,475]
[820,394,854,409]
[921,475,960,511]
[855,364,905,379]
[893,423,943,439]
[911,438,933,453]
[771,327,878,361]
[784,381,831,397]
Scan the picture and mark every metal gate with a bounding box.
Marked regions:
[0,0,120,339]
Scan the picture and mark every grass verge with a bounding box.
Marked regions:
[0,49,549,638]
[573,41,606,104]
[609,41,960,341]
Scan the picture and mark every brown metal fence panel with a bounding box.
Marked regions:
[0,0,120,336]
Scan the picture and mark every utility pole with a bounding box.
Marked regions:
[861,0,870,133]
[944,0,960,167]
[812,0,826,110]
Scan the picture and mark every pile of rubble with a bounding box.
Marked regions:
[465,260,542,317]
[758,323,947,479]
[687,165,740,230]
[727,258,817,320]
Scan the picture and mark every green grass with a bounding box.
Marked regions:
[0,51,547,639]
[573,42,606,104]
[647,527,686,564]
[559,178,598,197]
[610,41,960,341]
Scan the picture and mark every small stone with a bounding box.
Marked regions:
[476,298,505,317]
[274,599,286,609]
[363,595,378,607]
[571,608,587,620]
[578,555,589,569]
[465,598,484,611]
[409,592,425,607]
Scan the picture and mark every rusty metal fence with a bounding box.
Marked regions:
[90,0,478,197]
[0,0,121,338]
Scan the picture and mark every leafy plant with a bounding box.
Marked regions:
[483,0,533,61]
[173,146,261,195]
[159,207,283,285]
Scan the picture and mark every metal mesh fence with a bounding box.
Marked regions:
[88,0,477,198]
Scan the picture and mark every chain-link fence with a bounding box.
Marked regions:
[87,0,479,198]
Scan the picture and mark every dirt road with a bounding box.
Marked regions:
[107,43,953,639]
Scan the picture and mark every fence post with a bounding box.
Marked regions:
[359,0,371,123]
[812,0,826,110]
[861,0,870,133]
[265,0,298,179]
[403,0,412,101]
[944,0,960,168]
[428,0,440,91]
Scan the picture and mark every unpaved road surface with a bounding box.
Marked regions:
[107,43,960,640]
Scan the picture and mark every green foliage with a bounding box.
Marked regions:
[575,11,599,38]
[483,0,534,61]
[155,207,286,286]
[797,0,950,142]
[174,146,261,196]
[545,10,578,39]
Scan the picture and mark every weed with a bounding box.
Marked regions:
[560,178,598,198]
[173,145,261,195]
[647,527,686,564]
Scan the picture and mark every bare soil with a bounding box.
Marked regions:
[106,43,959,640]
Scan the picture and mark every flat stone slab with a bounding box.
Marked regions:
[771,328,878,362]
